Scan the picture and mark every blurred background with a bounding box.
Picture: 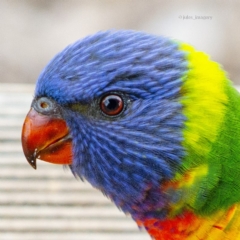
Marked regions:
[1,0,240,84]
[0,1,239,240]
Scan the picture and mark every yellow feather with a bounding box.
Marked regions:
[180,43,228,163]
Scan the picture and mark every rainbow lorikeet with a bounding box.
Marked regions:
[21,30,240,240]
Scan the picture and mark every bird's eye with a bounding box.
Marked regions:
[36,98,53,111]
[100,94,124,116]
[40,101,49,109]
[33,97,59,116]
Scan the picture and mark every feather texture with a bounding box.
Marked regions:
[31,30,240,239]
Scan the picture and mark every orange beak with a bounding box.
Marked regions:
[21,108,73,169]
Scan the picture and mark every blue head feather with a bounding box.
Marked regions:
[35,30,187,221]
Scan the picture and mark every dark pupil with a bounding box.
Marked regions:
[104,97,119,110]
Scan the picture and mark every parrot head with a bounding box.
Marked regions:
[22,30,186,220]
[22,30,240,237]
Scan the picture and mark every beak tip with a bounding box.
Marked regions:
[26,156,37,170]
[32,164,37,170]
